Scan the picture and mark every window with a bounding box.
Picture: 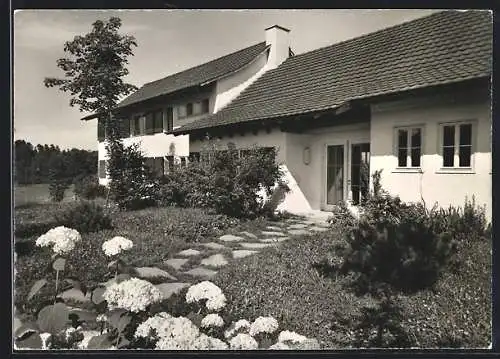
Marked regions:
[202,99,209,114]
[193,102,202,115]
[98,160,106,178]
[153,110,163,133]
[165,107,173,131]
[180,157,187,167]
[396,127,422,168]
[186,103,193,117]
[178,106,187,119]
[145,112,154,135]
[131,116,141,136]
[441,122,473,168]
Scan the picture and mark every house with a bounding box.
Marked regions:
[83,10,493,220]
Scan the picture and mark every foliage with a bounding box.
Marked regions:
[157,141,285,219]
[15,140,97,185]
[48,154,71,202]
[43,16,138,211]
[53,201,113,234]
[339,171,454,294]
[73,175,107,200]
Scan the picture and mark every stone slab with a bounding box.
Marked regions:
[288,223,308,229]
[201,254,228,268]
[135,267,177,281]
[239,242,273,249]
[310,226,329,232]
[261,231,287,237]
[239,231,258,240]
[288,229,310,236]
[232,250,258,259]
[177,249,201,257]
[260,237,289,243]
[165,258,189,271]
[201,242,227,250]
[219,234,245,242]
[266,225,283,231]
[155,282,190,300]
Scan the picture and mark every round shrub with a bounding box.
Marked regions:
[73,175,107,200]
[53,201,113,234]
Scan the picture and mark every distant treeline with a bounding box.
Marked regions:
[14,140,97,185]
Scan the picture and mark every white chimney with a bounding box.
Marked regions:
[265,25,291,69]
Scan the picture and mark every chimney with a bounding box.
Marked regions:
[265,25,291,69]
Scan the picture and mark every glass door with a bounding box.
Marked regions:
[326,145,345,205]
[350,143,370,205]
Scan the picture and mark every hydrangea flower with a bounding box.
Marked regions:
[185,281,227,311]
[103,278,163,312]
[96,314,108,323]
[277,330,308,344]
[229,333,259,350]
[201,314,224,328]
[224,319,251,339]
[249,316,279,337]
[35,226,81,254]
[40,333,51,350]
[102,236,134,257]
[136,313,228,350]
[269,342,291,350]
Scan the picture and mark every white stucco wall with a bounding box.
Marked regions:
[214,51,269,112]
[370,92,492,220]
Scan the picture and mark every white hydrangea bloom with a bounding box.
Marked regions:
[224,319,251,339]
[229,333,259,350]
[96,314,108,323]
[65,327,77,341]
[185,281,226,311]
[35,226,81,254]
[135,312,173,338]
[77,330,101,349]
[40,333,51,350]
[201,314,224,328]
[269,342,291,350]
[249,316,279,337]
[102,236,134,257]
[103,278,163,312]
[193,333,229,350]
[277,330,308,344]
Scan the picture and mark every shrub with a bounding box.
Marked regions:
[15,220,59,239]
[340,171,454,294]
[73,175,107,200]
[53,201,113,234]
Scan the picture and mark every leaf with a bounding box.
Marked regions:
[27,279,47,301]
[91,286,106,305]
[36,303,70,335]
[64,278,83,292]
[15,332,43,349]
[107,308,127,329]
[15,322,39,340]
[52,258,66,271]
[117,337,130,349]
[69,309,98,323]
[86,334,114,349]
[116,314,132,333]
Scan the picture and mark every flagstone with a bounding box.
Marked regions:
[288,229,310,236]
[219,234,245,242]
[155,282,190,300]
[260,237,289,243]
[201,254,228,268]
[239,242,273,249]
[261,231,287,237]
[135,267,177,281]
[266,225,283,231]
[310,226,329,232]
[232,250,258,259]
[165,258,189,271]
[239,231,258,240]
[177,248,201,257]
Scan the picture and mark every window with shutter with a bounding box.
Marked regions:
[132,116,141,136]
[153,110,163,134]
[98,160,106,178]
[186,103,193,116]
[165,108,173,131]
[145,113,154,135]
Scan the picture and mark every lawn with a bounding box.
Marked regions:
[14,183,76,207]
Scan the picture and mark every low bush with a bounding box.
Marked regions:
[53,201,113,234]
[73,175,107,200]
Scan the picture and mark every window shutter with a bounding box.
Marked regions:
[166,108,173,132]
[120,118,130,138]
[98,160,106,178]
[202,99,209,113]
[145,113,154,135]
[97,119,105,142]
[154,111,163,133]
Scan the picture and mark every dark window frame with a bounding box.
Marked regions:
[441,122,474,168]
[395,126,422,168]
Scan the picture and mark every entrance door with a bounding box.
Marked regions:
[326,145,345,206]
[350,143,370,205]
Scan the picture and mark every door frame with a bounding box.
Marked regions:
[321,137,370,211]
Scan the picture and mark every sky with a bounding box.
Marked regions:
[13,9,437,151]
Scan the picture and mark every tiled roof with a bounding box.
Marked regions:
[117,41,269,108]
[173,10,492,134]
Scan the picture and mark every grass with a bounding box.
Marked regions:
[14,183,76,207]
[214,230,491,348]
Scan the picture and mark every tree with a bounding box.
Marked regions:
[43,17,138,206]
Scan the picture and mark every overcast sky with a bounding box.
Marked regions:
[14,9,437,150]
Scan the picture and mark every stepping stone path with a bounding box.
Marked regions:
[57,288,89,303]
[201,254,228,268]
[165,258,189,271]
[178,249,201,257]
[240,231,258,240]
[135,267,177,281]
[155,282,190,300]
[261,231,287,237]
[232,250,259,259]
[157,214,331,290]
[239,242,274,249]
[219,234,245,242]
